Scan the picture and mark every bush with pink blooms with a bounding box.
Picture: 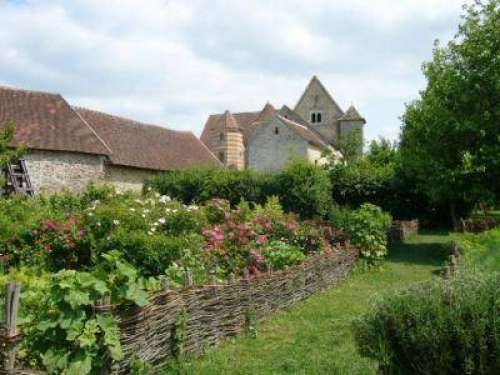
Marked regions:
[199,197,344,277]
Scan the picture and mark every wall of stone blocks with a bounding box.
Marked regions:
[23,150,106,194]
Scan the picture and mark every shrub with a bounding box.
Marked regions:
[354,272,500,374]
[147,160,332,219]
[145,167,276,207]
[454,227,500,273]
[345,204,391,261]
[276,158,333,219]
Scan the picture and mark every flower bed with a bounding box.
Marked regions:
[0,185,358,374]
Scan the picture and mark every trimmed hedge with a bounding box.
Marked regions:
[146,159,332,219]
[354,272,500,374]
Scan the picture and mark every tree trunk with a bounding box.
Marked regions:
[450,200,459,230]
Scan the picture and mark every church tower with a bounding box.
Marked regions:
[294,76,344,144]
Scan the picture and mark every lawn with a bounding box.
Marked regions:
[162,231,451,375]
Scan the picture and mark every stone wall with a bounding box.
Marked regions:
[24,150,106,194]
[294,78,343,144]
[105,165,159,192]
[389,219,419,242]
[247,117,308,171]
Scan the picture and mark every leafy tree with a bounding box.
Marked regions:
[0,120,24,188]
[400,0,500,226]
[366,137,398,167]
[337,128,363,163]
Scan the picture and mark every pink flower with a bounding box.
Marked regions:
[256,235,268,245]
[286,220,298,232]
[43,244,52,253]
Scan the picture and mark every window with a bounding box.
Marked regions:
[218,151,225,162]
[219,132,224,142]
[275,127,279,135]
[310,111,322,124]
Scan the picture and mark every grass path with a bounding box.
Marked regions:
[163,232,451,375]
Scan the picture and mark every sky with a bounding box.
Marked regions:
[0,0,468,142]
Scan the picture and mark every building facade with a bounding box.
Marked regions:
[0,86,221,194]
[200,76,365,171]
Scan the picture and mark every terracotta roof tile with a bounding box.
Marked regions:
[75,107,221,171]
[0,86,110,155]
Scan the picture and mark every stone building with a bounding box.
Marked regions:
[0,86,220,194]
[200,76,365,171]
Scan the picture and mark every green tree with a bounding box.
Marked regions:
[366,137,398,167]
[0,121,24,188]
[337,128,363,163]
[400,0,500,226]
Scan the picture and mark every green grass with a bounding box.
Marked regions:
[162,232,451,375]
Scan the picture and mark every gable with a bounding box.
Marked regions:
[294,76,344,122]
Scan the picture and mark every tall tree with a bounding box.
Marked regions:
[400,0,500,226]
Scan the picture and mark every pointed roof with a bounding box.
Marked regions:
[338,105,365,123]
[220,110,240,131]
[294,75,344,117]
[278,105,308,125]
[255,102,276,123]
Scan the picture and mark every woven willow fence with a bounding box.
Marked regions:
[389,219,419,242]
[114,247,358,373]
[0,246,358,373]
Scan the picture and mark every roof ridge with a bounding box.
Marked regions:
[277,115,326,147]
[74,106,188,134]
[0,85,62,97]
[69,106,114,155]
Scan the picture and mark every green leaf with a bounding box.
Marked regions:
[66,352,92,375]
[96,314,124,361]
[65,289,91,309]
[41,349,68,373]
[125,284,148,306]
[78,319,99,348]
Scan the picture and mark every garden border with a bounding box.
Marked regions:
[113,246,359,373]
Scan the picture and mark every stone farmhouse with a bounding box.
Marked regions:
[0,86,220,194]
[201,76,366,170]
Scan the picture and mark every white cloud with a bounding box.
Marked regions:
[0,0,467,141]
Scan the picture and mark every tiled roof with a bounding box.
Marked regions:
[277,115,327,148]
[0,86,111,155]
[338,105,365,122]
[200,105,273,151]
[220,110,240,131]
[75,107,221,171]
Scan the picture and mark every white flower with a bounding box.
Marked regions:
[113,220,120,225]
[143,209,150,214]
[97,222,101,227]
[129,208,136,212]
[142,214,146,218]
[159,195,171,204]
[87,212,93,217]
[158,218,166,224]
[147,231,153,235]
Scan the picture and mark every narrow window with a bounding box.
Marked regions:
[275,127,279,135]
[219,132,224,142]
[317,113,322,123]
[218,152,225,162]
[311,113,316,123]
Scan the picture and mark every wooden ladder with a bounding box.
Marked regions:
[4,159,35,197]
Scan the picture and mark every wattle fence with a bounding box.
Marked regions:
[0,245,358,374]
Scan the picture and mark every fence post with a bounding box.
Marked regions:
[3,282,21,374]
[209,267,217,296]
[95,294,120,375]
[160,275,170,292]
[184,269,193,288]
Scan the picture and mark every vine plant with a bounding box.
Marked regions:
[24,251,153,374]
